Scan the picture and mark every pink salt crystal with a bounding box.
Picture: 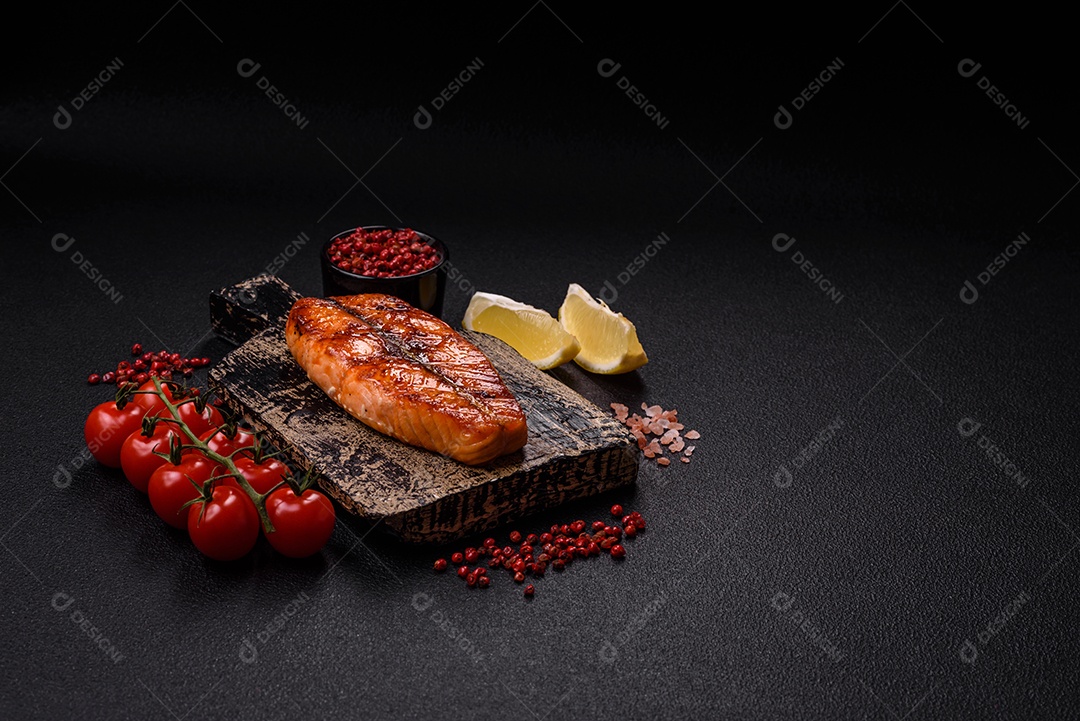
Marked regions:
[613,400,698,466]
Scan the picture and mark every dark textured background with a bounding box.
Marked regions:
[2,5,1078,720]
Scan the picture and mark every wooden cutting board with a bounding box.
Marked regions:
[207,275,639,543]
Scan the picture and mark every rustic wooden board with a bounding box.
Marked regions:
[207,276,638,543]
[209,274,302,345]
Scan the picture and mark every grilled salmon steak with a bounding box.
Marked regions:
[285,294,528,465]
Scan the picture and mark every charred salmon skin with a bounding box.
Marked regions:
[285,294,528,465]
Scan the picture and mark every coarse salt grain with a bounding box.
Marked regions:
[610,401,701,467]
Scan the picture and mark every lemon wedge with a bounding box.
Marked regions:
[463,292,581,370]
[558,284,648,374]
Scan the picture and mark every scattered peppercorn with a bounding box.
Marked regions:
[433,508,647,598]
[88,344,211,385]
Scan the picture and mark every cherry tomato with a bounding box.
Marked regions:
[131,380,175,418]
[84,400,146,468]
[177,401,224,438]
[228,456,290,495]
[264,487,336,558]
[187,485,260,561]
[131,381,221,436]
[148,454,221,529]
[199,426,256,460]
[120,425,178,493]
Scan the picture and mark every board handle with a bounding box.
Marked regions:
[210,275,304,345]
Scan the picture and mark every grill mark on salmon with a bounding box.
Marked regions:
[285,294,528,465]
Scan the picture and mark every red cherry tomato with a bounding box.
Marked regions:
[148,454,221,529]
[228,456,290,495]
[84,400,146,468]
[264,487,336,558]
[120,426,178,493]
[187,485,260,561]
[199,426,256,460]
[132,380,175,418]
[131,381,221,437]
[177,401,224,438]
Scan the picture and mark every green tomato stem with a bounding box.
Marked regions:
[150,377,276,534]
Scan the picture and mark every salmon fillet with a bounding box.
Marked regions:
[285,294,528,465]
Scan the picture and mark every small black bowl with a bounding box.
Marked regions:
[321,225,448,317]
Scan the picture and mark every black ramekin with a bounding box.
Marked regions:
[321,225,448,318]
